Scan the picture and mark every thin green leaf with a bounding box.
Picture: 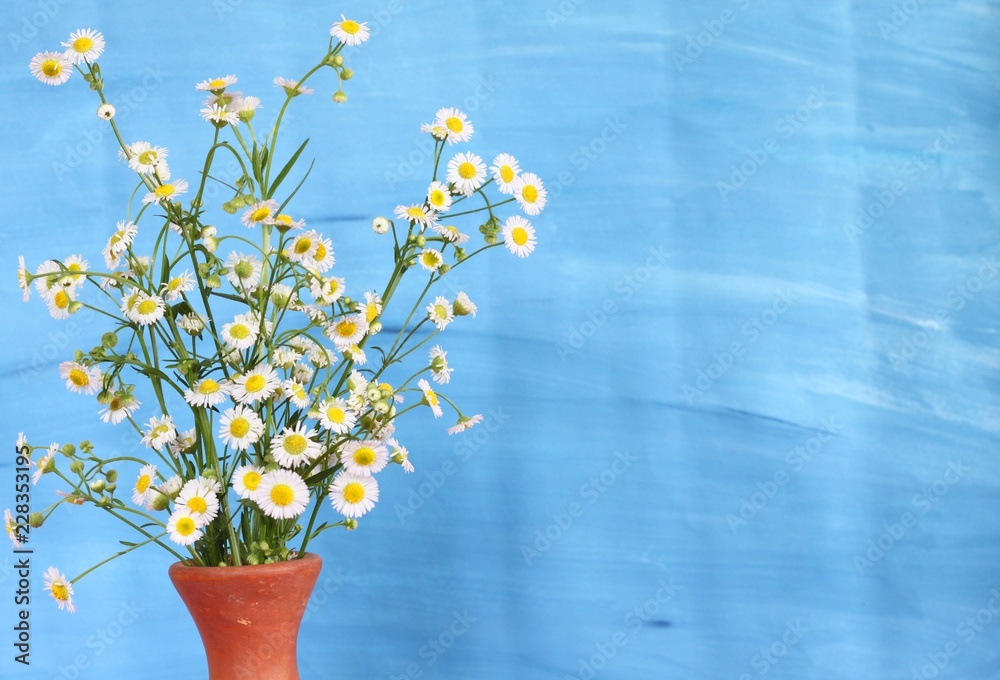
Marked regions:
[266,138,310,198]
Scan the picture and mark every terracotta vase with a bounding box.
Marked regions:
[169,553,322,680]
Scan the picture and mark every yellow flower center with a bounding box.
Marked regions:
[430,190,446,206]
[500,166,515,183]
[294,238,313,254]
[522,185,539,203]
[229,324,251,340]
[291,384,306,400]
[136,475,151,494]
[314,243,327,261]
[270,484,295,506]
[337,320,357,338]
[168,277,185,291]
[425,389,439,407]
[72,36,95,53]
[250,206,271,222]
[151,424,170,438]
[406,207,425,220]
[186,497,207,513]
[421,252,440,267]
[245,375,266,393]
[434,304,448,319]
[343,482,365,504]
[283,434,308,456]
[458,162,477,180]
[137,299,158,315]
[154,184,175,198]
[69,369,89,387]
[365,304,378,323]
[326,407,345,424]
[51,582,70,601]
[512,227,529,246]
[341,20,361,34]
[42,60,62,77]
[275,214,293,225]
[243,471,261,490]
[53,290,70,309]
[230,417,251,438]
[208,78,227,89]
[138,150,158,165]
[353,447,375,466]
[197,379,220,395]
[176,516,197,536]
[445,116,463,133]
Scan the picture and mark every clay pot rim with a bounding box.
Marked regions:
[169,552,321,579]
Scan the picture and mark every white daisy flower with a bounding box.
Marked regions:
[5,509,23,549]
[434,107,474,145]
[394,204,436,228]
[359,291,383,325]
[446,152,486,196]
[387,438,414,473]
[256,470,310,519]
[232,465,265,500]
[502,216,537,258]
[328,472,378,519]
[141,415,177,451]
[269,284,296,309]
[491,153,521,194]
[154,160,172,183]
[418,248,444,272]
[231,96,261,122]
[125,142,168,175]
[330,15,371,46]
[308,234,335,272]
[201,104,239,126]
[339,440,388,477]
[97,103,116,121]
[453,291,477,317]
[142,179,189,206]
[196,74,238,92]
[32,447,56,485]
[432,224,469,245]
[286,231,318,263]
[426,181,453,213]
[178,313,206,335]
[183,378,229,408]
[224,252,262,290]
[513,172,547,215]
[295,359,319,380]
[155,475,184,500]
[162,271,195,302]
[316,398,356,434]
[429,345,452,385]
[371,216,391,234]
[270,424,322,469]
[169,429,198,457]
[272,347,303,369]
[176,479,220,526]
[45,288,75,320]
[62,28,105,64]
[325,314,368,349]
[99,393,140,425]
[103,220,138,269]
[448,414,484,435]
[43,567,76,613]
[29,51,72,86]
[166,509,203,546]
[128,294,167,326]
[230,364,280,404]
[420,120,449,140]
[267,212,306,232]
[426,296,454,331]
[17,256,31,302]
[281,380,311,409]
[219,405,264,451]
[59,254,89,292]
[131,464,158,508]
[241,199,279,229]
[310,275,345,306]
[418,379,444,418]
[59,361,103,395]
[273,77,313,96]
[221,314,260,351]
[343,344,367,365]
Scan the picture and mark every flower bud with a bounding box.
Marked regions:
[340,68,354,81]
[415,234,426,247]
[206,274,222,288]
[101,331,118,348]
[105,483,117,492]
[150,493,170,512]
[97,496,112,508]
[60,443,76,456]
[202,468,219,480]
[89,479,106,493]
[29,512,44,528]
[80,440,95,453]
[369,321,382,334]
[105,469,118,483]
[454,247,467,262]
[344,518,358,530]
[438,264,451,274]
[330,54,345,67]
[222,201,238,214]
[332,91,348,104]
[69,461,85,474]
[372,217,391,234]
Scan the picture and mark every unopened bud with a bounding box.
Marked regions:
[29,512,44,528]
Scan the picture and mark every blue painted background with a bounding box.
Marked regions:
[2,1,1000,678]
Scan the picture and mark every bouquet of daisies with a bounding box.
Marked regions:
[10,15,545,615]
